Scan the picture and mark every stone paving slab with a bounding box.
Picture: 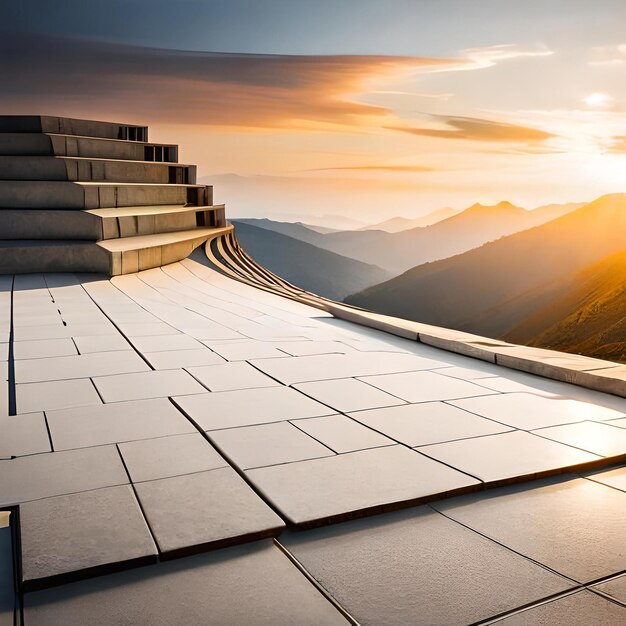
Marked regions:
[293,414,394,453]
[134,468,285,556]
[419,430,600,482]
[281,506,573,625]
[0,445,128,507]
[246,445,480,526]
[434,476,626,583]
[16,378,101,413]
[46,398,196,450]
[118,433,228,482]
[23,541,347,625]
[349,402,512,447]
[0,412,51,457]
[20,485,157,591]
[174,386,335,430]
[208,421,334,470]
[187,361,279,391]
[93,369,206,402]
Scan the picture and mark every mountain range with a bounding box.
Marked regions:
[239,201,581,273]
[346,194,626,361]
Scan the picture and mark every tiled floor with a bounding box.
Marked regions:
[1,259,625,624]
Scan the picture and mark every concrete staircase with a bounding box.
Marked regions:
[0,116,227,275]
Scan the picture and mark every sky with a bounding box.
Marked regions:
[2,0,626,224]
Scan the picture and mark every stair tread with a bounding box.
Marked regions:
[87,204,224,218]
[97,225,232,252]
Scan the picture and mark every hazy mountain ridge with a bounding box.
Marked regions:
[345,194,626,361]
[232,221,392,301]
[237,200,580,273]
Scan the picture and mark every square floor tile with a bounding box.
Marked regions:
[20,485,157,590]
[174,386,334,430]
[119,433,228,483]
[13,338,77,360]
[350,402,511,447]
[208,422,333,470]
[449,393,625,430]
[209,341,289,361]
[46,398,195,450]
[434,476,626,582]
[187,362,279,392]
[419,430,599,482]
[134,468,284,555]
[16,379,101,414]
[23,542,346,625]
[292,415,393,453]
[294,378,405,413]
[282,506,572,626]
[130,334,203,353]
[15,351,149,384]
[0,413,51,457]
[534,421,626,457]
[275,341,356,356]
[250,352,448,385]
[73,335,131,354]
[0,445,128,507]
[359,370,495,403]
[93,370,206,402]
[144,349,224,370]
[246,445,479,526]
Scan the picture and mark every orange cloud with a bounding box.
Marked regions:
[302,165,437,172]
[607,136,626,152]
[0,33,460,130]
[387,114,556,144]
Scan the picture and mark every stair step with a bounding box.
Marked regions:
[0,205,226,240]
[97,226,232,275]
[0,133,178,161]
[0,116,148,141]
[0,240,110,274]
[0,181,212,209]
[0,156,196,184]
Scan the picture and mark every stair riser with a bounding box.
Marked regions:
[0,243,110,274]
[0,182,212,209]
[0,210,102,240]
[0,116,148,141]
[0,157,196,184]
[0,134,178,161]
[109,236,211,275]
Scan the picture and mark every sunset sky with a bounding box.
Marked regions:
[2,0,626,224]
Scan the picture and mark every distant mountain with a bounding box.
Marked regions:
[504,250,626,362]
[237,201,581,273]
[346,194,626,351]
[232,221,392,301]
[362,207,461,232]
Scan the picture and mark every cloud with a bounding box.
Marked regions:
[0,32,459,129]
[589,44,626,67]
[301,165,436,172]
[387,114,556,144]
[428,44,554,73]
[606,136,626,152]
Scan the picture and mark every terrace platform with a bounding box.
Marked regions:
[1,117,625,625]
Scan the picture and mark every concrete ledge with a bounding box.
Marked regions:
[0,157,196,184]
[0,134,178,162]
[0,181,211,209]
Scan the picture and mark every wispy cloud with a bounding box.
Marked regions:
[606,136,626,152]
[302,165,437,172]
[387,114,555,144]
[0,32,459,130]
[589,43,626,67]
